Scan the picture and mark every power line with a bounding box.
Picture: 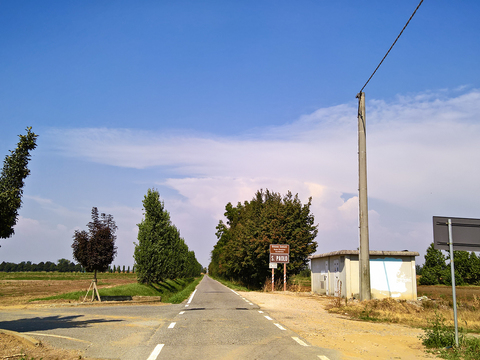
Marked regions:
[359,0,425,93]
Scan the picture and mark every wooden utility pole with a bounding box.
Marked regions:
[356,92,371,301]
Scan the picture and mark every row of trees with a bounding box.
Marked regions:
[0,260,138,273]
[0,259,81,272]
[209,189,318,288]
[419,243,480,285]
[134,189,203,284]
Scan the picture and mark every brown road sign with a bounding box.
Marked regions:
[270,244,289,254]
[270,244,289,263]
[270,254,289,263]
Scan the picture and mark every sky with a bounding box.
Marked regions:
[1,0,480,269]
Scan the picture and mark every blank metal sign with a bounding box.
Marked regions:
[433,216,480,251]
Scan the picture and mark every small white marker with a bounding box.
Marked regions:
[179,311,185,315]
[258,310,264,314]
[185,304,189,307]
[147,344,164,360]
[264,316,273,321]
[292,337,309,346]
[168,322,176,329]
[274,323,286,330]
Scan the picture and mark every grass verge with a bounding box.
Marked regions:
[420,311,480,360]
[31,276,203,303]
[208,275,250,292]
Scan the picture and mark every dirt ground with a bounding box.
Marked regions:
[0,277,136,306]
[0,332,90,360]
[0,278,137,359]
[240,291,437,360]
[0,279,436,359]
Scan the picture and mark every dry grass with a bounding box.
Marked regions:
[262,276,310,292]
[327,286,480,333]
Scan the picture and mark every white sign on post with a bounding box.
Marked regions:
[269,262,277,269]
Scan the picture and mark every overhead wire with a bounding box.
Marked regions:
[359,0,425,93]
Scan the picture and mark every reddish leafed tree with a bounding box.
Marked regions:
[72,207,117,280]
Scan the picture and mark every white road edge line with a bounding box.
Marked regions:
[318,356,330,360]
[274,323,286,330]
[147,344,164,360]
[264,315,273,321]
[168,322,176,329]
[23,332,90,343]
[292,337,309,346]
[187,289,197,304]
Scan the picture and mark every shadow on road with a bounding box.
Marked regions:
[0,315,123,332]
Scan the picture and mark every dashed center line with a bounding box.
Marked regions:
[179,311,185,315]
[264,315,273,321]
[292,336,309,346]
[147,344,164,360]
[168,322,176,329]
[274,323,286,330]
[318,356,331,360]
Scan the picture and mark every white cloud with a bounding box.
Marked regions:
[30,88,480,265]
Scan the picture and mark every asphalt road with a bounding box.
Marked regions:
[0,276,340,360]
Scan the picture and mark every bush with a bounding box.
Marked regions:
[421,312,460,348]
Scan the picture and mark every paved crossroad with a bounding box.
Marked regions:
[0,276,339,359]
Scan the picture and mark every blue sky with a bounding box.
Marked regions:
[1,1,480,269]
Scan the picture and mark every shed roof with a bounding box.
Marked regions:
[309,250,419,259]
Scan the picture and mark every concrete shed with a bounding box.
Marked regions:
[310,250,419,300]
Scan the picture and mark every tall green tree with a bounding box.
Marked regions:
[210,189,318,288]
[72,207,118,281]
[134,189,202,284]
[0,127,38,239]
[419,243,447,285]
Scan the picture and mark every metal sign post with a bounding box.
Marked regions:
[269,244,289,292]
[433,216,480,347]
[272,268,275,292]
[447,219,459,347]
[269,262,277,291]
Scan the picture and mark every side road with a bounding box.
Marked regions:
[240,291,438,360]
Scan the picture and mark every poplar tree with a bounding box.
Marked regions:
[0,127,38,239]
[134,189,202,284]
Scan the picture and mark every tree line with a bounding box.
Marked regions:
[419,243,480,285]
[134,188,203,284]
[209,189,318,288]
[0,259,81,272]
[0,259,138,274]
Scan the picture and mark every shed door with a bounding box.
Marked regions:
[333,259,340,297]
[325,260,329,296]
